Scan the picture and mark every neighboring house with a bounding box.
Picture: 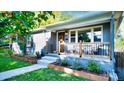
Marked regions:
[28,11,123,80]
[0,34,13,48]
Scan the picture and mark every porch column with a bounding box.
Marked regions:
[79,40,83,57]
[56,31,58,52]
[75,30,78,43]
[110,12,115,64]
[69,31,71,43]
[91,28,94,42]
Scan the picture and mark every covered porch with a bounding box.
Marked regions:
[46,11,123,62]
[50,23,112,59]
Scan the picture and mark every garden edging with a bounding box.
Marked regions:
[11,55,37,64]
[48,63,109,81]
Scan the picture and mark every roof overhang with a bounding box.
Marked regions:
[46,11,112,31]
[30,11,123,33]
[31,27,46,34]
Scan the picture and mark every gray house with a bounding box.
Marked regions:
[28,11,123,80]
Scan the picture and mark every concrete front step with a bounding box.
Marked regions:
[42,56,59,61]
[37,59,55,65]
[46,53,67,60]
[37,54,61,65]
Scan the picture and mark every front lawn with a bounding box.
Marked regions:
[0,55,32,72]
[6,68,89,81]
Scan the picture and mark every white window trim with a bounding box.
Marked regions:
[69,25,103,43]
[69,30,76,43]
[93,26,103,42]
[91,28,94,42]
[56,31,58,51]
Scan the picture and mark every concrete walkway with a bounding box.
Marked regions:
[0,64,47,80]
[0,55,58,80]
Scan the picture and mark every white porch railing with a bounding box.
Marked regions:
[64,42,111,58]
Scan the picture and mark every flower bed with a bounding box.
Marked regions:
[48,62,109,81]
[11,55,37,64]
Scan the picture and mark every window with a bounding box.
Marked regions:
[94,27,102,42]
[69,26,102,43]
[70,31,75,42]
[78,30,91,42]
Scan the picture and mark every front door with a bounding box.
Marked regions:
[58,32,65,53]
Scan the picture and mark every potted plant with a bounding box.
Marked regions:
[36,51,41,59]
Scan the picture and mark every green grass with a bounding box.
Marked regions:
[0,49,6,53]
[0,55,32,72]
[6,68,89,81]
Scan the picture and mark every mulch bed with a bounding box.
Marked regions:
[11,55,37,64]
[48,62,109,81]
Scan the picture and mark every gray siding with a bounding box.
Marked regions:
[103,22,110,42]
[50,32,57,52]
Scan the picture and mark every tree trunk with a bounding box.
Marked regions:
[23,37,27,55]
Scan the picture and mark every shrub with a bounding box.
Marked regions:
[36,51,41,59]
[87,60,101,73]
[41,49,45,57]
[70,60,82,70]
[7,49,13,56]
[61,59,68,66]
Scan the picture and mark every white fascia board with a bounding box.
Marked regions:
[47,17,111,31]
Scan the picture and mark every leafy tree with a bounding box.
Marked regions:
[0,11,72,54]
[0,11,54,38]
[0,11,54,54]
[38,11,73,26]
